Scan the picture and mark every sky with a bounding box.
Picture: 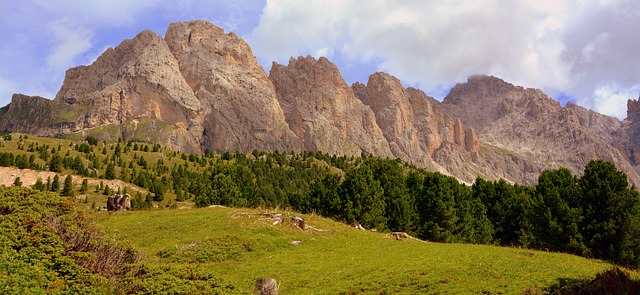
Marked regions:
[0,0,638,120]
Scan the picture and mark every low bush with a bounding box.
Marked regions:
[546,268,640,295]
[0,186,244,294]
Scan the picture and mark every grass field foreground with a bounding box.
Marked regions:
[95,207,631,294]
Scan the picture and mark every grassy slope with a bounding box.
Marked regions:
[95,207,631,294]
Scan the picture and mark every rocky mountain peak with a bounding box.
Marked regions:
[443,75,561,133]
[443,75,640,186]
[165,20,256,69]
[628,98,640,120]
[359,72,406,108]
[164,21,302,153]
[49,27,204,152]
[355,72,481,180]
[270,56,391,156]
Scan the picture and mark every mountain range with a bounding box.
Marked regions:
[1,20,639,186]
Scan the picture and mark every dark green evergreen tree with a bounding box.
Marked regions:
[33,178,46,191]
[416,173,492,243]
[339,164,387,230]
[366,158,418,233]
[15,154,29,169]
[61,175,74,197]
[578,160,640,266]
[80,178,89,193]
[531,168,587,255]
[48,153,63,172]
[51,175,60,192]
[105,163,116,180]
[307,173,342,217]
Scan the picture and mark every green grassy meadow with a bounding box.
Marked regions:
[96,207,629,294]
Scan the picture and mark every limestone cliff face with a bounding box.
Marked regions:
[0,94,61,135]
[54,30,203,152]
[623,98,640,170]
[269,56,391,157]
[354,72,480,181]
[442,75,640,186]
[164,21,301,153]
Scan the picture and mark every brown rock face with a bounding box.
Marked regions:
[442,75,640,186]
[355,72,481,181]
[269,56,391,157]
[0,94,60,135]
[54,30,203,152]
[165,21,301,153]
[623,98,640,168]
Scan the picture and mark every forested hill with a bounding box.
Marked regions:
[1,133,640,268]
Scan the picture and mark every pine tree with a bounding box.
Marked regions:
[61,175,73,196]
[48,153,63,172]
[51,175,60,192]
[339,164,387,230]
[578,160,640,266]
[105,163,116,180]
[531,168,586,255]
[145,192,153,206]
[33,178,45,191]
[80,178,88,193]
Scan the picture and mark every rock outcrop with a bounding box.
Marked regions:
[354,72,481,180]
[442,75,640,185]
[53,29,203,152]
[164,21,301,152]
[0,94,60,135]
[622,98,640,170]
[269,56,391,157]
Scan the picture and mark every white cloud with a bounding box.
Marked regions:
[251,0,569,95]
[251,0,640,118]
[587,84,640,119]
[47,19,93,68]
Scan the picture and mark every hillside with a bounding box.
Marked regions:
[2,20,640,187]
[3,134,640,293]
[4,184,638,294]
[3,133,640,264]
[95,206,628,294]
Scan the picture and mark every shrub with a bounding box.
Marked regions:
[546,268,640,294]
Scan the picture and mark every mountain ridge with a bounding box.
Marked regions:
[1,20,639,186]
